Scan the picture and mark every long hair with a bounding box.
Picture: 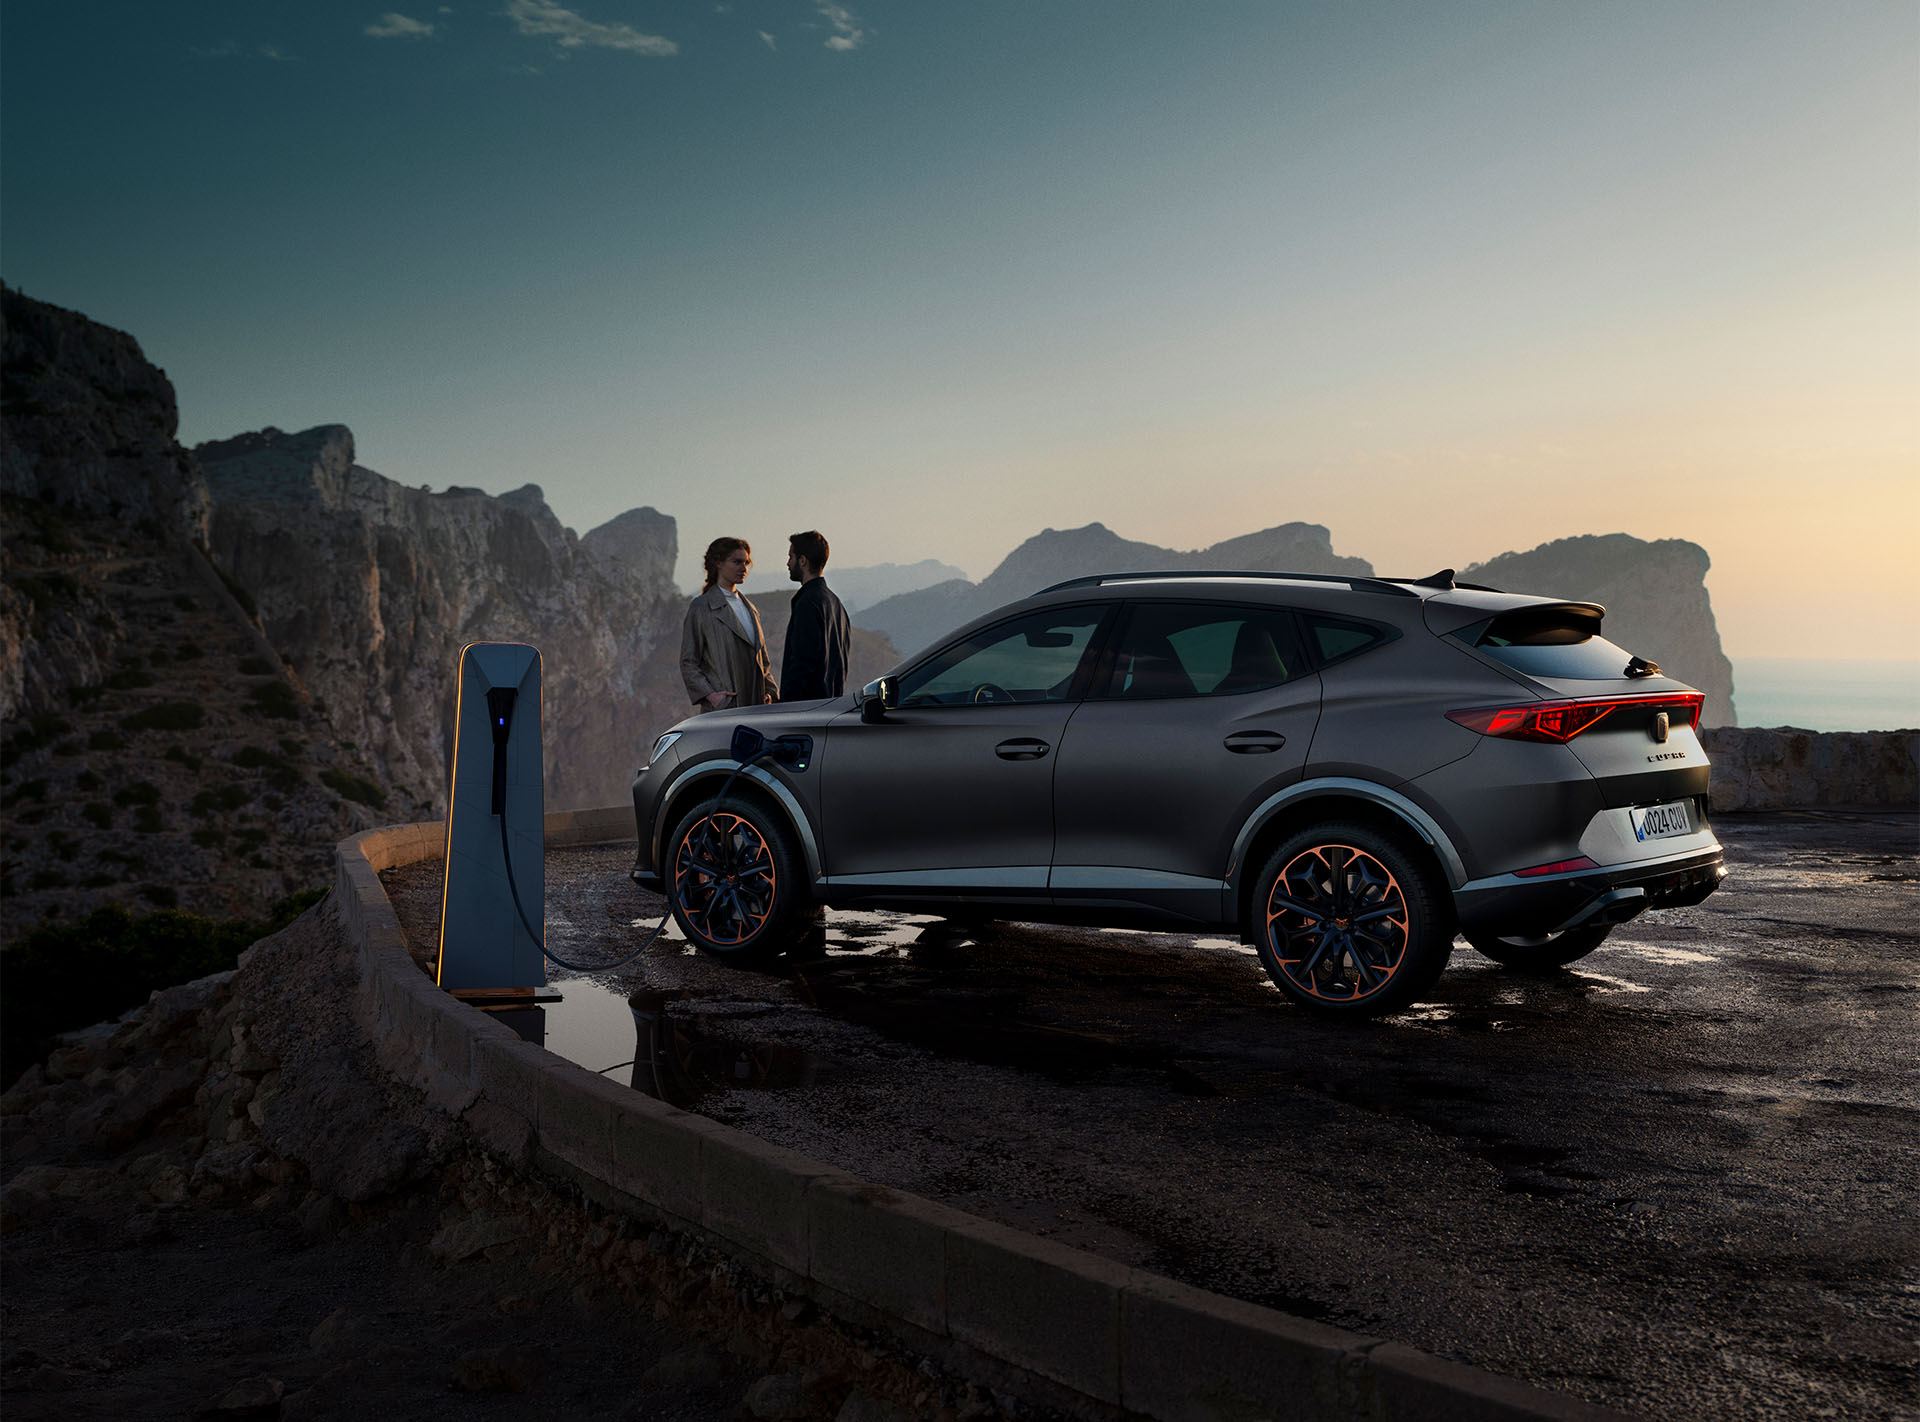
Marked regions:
[701,536,750,593]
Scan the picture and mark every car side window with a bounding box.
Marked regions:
[896,607,1108,707]
[1302,614,1392,667]
[1100,603,1308,699]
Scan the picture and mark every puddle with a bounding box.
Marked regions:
[513,977,819,1108]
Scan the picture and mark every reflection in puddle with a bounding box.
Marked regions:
[534,976,819,1107]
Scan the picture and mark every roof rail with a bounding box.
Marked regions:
[1035,569,1421,598]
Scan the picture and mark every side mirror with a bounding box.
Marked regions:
[860,675,899,724]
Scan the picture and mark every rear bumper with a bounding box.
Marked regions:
[1452,843,1726,938]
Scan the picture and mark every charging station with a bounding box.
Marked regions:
[437,641,547,997]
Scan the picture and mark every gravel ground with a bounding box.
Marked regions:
[383,810,1920,1422]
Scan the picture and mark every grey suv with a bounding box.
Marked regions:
[630,570,1724,1016]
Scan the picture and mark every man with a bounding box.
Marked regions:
[780,529,851,701]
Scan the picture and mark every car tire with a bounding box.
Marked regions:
[666,796,808,961]
[1251,821,1452,1016]
[1464,925,1611,970]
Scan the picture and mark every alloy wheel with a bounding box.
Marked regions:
[1264,843,1410,1003]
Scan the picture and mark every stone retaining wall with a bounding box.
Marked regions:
[1704,727,1918,812]
[335,808,1626,1422]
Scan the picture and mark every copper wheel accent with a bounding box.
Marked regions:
[1264,843,1410,1002]
[672,812,778,946]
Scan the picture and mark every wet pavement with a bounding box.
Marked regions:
[384,812,1920,1422]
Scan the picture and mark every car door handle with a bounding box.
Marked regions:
[995,738,1051,760]
[1224,730,1286,754]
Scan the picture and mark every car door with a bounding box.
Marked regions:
[1049,601,1322,923]
[819,603,1113,900]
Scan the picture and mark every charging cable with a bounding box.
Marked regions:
[496,746,775,975]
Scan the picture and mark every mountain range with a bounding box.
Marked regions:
[0,283,1740,944]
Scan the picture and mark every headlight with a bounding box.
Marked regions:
[646,731,682,767]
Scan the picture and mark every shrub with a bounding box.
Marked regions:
[173,595,198,612]
[28,869,66,890]
[3,714,72,759]
[191,827,226,848]
[0,889,326,1086]
[138,885,178,908]
[3,778,49,806]
[105,667,154,691]
[174,640,204,661]
[133,805,164,834]
[87,729,127,751]
[248,681,300,721]
[75,769,102,792]
[120,703,205,733]
[236,656,274,676]
[164,745,202,772]
[190,784,250,817]
[231,745,300,791]
[114,781,161,808]
[79,873,116,888]
[68,685,105,708]
[81,802,113,830]
[320,769,388,810]
[46,831,79,858]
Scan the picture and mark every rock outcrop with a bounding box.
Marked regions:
[856,521,1371,658]
[1465,534,1738,726]
[0,284,211,546]
[0,288,391,937]
[196,426,692,812]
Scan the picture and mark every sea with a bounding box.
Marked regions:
[1732,658,1920,733]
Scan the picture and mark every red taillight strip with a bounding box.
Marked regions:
[1446,692,1704,743]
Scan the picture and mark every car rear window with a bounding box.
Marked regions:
[1458,607,1639,680]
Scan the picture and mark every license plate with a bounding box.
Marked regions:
[1631,800,1692,842]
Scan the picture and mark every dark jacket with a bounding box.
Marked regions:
[781,577,851,701]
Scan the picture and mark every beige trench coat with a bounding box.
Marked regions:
[679,586,777,711]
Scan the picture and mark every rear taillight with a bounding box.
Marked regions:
[1446,692,1704,743]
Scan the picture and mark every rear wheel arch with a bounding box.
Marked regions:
[1232,790,1457,940]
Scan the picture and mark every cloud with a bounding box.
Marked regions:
[505,0,677,56]
[816,2,863,50]
[366,12,436,38]
[192,41,296,60]
[758,29,776,50]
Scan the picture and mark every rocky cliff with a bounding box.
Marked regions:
[856,521,1372,658]
[0,287,391,938]
[196,426,690,813]
[1465,534,1738,726]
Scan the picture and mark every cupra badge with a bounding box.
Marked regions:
[1650,711,1670,743]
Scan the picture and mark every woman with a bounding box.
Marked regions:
[680,536,777,712]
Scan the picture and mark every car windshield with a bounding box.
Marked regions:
[897,608,1106,706]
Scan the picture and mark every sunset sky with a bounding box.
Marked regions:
[4,1,1915,661]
